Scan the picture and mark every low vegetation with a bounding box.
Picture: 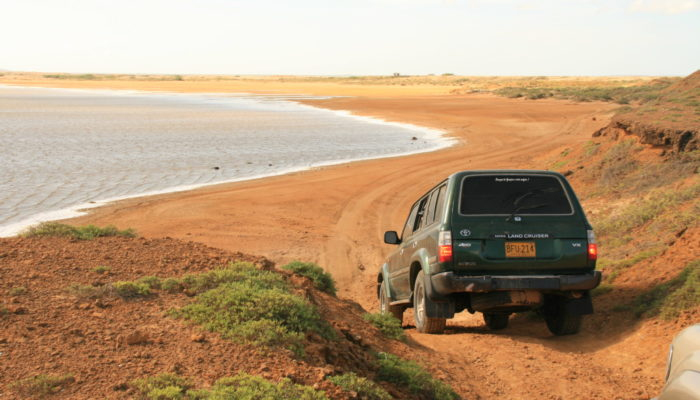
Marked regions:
[22,222,135,240]
[93,265,111,274]
[9,286,27,296]
[363,313,406,341]
[132,372,327,399]
[282,261,337,295]
[627,260,700,319]
[495,80,675,104]
[376,352,459,400]
[10,374,74,398]
[67,281,151,300]
[327,372,391,400]
[169,262,335,356]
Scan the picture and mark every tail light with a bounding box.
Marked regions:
[587,230,597,261]
[438,230,453,263]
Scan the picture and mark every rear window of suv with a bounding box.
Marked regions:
[459,175,573,215]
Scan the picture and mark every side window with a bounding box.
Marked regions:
[412,197,429,233]
[401,204,419,240]
[424,189,439,226]
[433,185,447,222]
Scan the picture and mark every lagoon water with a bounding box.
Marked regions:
[0,86,451,236]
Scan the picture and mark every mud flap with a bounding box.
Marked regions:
[423,272,455,318]
[565,294,594,315]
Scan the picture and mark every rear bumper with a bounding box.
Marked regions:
[431,271,601,295]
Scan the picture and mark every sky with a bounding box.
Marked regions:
[0,0,699,76]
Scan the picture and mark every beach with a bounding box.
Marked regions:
[4,77,615,303]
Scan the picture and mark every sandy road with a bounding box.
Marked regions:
[65,94,667,398]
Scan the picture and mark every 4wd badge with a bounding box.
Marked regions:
[460,229,471,237]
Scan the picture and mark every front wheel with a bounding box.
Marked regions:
[413,271,446,334]
[379,280,404,324]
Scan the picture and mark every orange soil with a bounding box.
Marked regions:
[3,77,691,398]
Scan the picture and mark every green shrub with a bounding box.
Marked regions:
[281,261,337,295]
[162,278,183,293]
[377,353,459,400]
[9,286,27,296]
[66,283,114,300]
[22,222,135,240]
[93,265,111,274]
[327,372,391,400]
[196,373,327,399]
[172,281,332,356]
[179,262,287,295]
[132,373,327,400]
[1,305,9,318]
[113,281,151,299]
[363,313,406,341]
[170,263,334,355]
[131,373,193,399]
[10,374,74,398]
[138,276,163,290]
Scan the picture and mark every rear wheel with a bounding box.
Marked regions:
[413,271,446,334]
[545,298,582,336]
[483,312,510,330]
[379,280,404,324]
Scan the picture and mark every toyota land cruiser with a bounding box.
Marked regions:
[377,170,601,335]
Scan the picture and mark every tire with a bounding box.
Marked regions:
[379,280,404,324]
[545,299,583,336]
[483,312,510,330]
[413,270,446,334]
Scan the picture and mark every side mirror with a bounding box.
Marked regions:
[384,231,401,245]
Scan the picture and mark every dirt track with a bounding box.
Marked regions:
[58,93,679,398]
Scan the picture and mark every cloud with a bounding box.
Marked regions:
[629,0,699,14]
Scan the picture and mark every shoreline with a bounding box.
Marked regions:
[0,85,456,237]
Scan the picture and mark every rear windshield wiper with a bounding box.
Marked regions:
[507,203,550,221]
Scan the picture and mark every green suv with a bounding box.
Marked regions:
[378,170,601,335]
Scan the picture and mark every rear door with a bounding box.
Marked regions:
[451,173,590,275]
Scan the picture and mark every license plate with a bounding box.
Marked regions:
[505,242,536,258]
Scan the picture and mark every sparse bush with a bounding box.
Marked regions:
[1,304,9,318]
[179,262,286,295]
[66,283,114,300]
[282,261,337,295]
[170,263,334,355]
[172,280,332,356]
[630,260,700,319]
[363,313,406,341]
[161,278,182,293]
[22,222,135,240]
[376,352,459,400]
[9,286,27,296]
[197,373,327,399]
[327,372,391,400]
[138,276,162,290]
[596,183,700,236]
[93,265,111,274]
[132,373,327,400]
[131,373,193,399]
[113,281,151,299]
[10,374,74,398]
